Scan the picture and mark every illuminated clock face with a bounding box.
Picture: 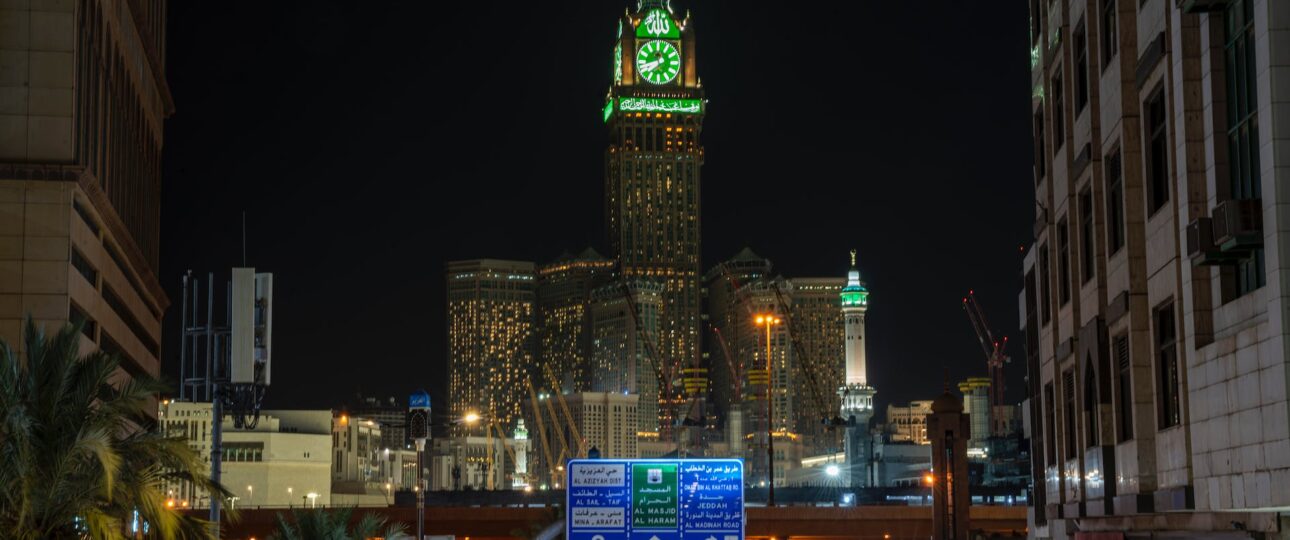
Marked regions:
[636,40,680,85]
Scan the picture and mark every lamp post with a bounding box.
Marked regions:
[754,313,782,507]
[246,485,253,508]
[287,487,292,507]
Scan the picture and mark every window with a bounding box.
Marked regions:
[1101,0,1118,69]
[69,303,97,340]
[1057,218,1071,305]
[1226,0,1265,296]
[70,248,98,286]
[1039,243,1052,324]
[1080,189,1095,283]
[1084,357,1099,447]
[1155,301,1180,429]
[1044,382,1057,465]
[1074,21,1089,112]
[1063,369,1077,458]
[1145,88,1170,214]
[1034,111,1047,181]
[1114,334,1134,441]
[1106,150,1125,253]
[1052,72,1066,149]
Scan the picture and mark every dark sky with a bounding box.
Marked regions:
[160,2,1035,418]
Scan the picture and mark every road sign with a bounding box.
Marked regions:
[567,459,743,540]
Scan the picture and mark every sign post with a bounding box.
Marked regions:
[567,459,744,540]
[407,390,431,540]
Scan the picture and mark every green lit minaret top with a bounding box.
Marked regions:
[840,249,869,308]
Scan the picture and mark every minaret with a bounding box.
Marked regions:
[838,249,876,487]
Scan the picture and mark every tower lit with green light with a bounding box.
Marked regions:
[603,0,705,440]
[838,249,876,487]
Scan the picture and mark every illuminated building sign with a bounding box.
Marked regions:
[636,8,680,39]
[603,99,615,123]
[617,97,702,115]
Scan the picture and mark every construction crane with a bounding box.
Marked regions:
[710,325,741,402]
[962,290,1010,407]
[525,379,558,487]
[542,364,587,459]
[618,285,681,442]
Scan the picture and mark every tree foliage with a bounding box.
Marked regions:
[0,319,232,539]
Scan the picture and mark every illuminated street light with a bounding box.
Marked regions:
[825,464,840,477]
[754,313,782,507]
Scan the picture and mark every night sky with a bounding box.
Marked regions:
[160,2,1035,418]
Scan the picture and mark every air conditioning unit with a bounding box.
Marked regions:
[1212,199,1262,252]
[1186,218,1239,266]
[1176,0,1228,12]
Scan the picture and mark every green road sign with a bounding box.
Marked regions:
[631,462,678,529]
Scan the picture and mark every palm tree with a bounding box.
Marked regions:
[268,507,409,540]
[0,318,232,539]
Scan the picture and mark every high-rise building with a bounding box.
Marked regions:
[703,248,773,434]
[565,392,640,459]
[886,400,934,445]
[604,1,705,430]
[1022,0,1290,537]
[1,0,171,413]
[838,250,875,487]
[445,259,535,433]
[536,248,614,393]
[590,280,664,434]
[787,276,846,450]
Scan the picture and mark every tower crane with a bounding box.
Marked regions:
[962,290,1010,407]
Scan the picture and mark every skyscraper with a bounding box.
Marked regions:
[535,248,614,393]
[605,1,705,433]
[0,0,170,412]
[787,276,846,450]
[445,259,535,432]
[703,248,773,431]
[590,280,664,434]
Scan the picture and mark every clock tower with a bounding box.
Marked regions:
[604,0,704,440]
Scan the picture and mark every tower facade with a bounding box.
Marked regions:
[837,250,875,487]
[445,259,536,433]
[536,248,614,393]
[604,1,704,439]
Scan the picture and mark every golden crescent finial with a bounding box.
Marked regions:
[850,249,856,267]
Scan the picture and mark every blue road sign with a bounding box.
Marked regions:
[566,459,744,540]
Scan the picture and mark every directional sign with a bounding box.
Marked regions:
[567,459,743,540]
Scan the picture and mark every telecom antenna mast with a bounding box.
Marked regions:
[178,269,273,538]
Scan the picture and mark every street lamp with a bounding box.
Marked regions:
[246,485,253,508]
[754,313,782,507]
[287,487,292,507]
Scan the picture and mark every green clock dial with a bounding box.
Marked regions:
[636,40,680,85]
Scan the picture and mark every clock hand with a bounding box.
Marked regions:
[641,59,662,71]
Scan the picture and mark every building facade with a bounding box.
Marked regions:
[887,400,934,445]
[1021,0,1290,538]
[1,0,171,414]
[565,391,640,459]
[445,259,535,433]
[351,394,410,451]
[788,276,846,450]
[838,251,876,488]
[536,248,614,393]
[604,1,705,432]
[959,377,993,452]
[159,402,333,509]
[590,279,664,433]
[703,248,774,433]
